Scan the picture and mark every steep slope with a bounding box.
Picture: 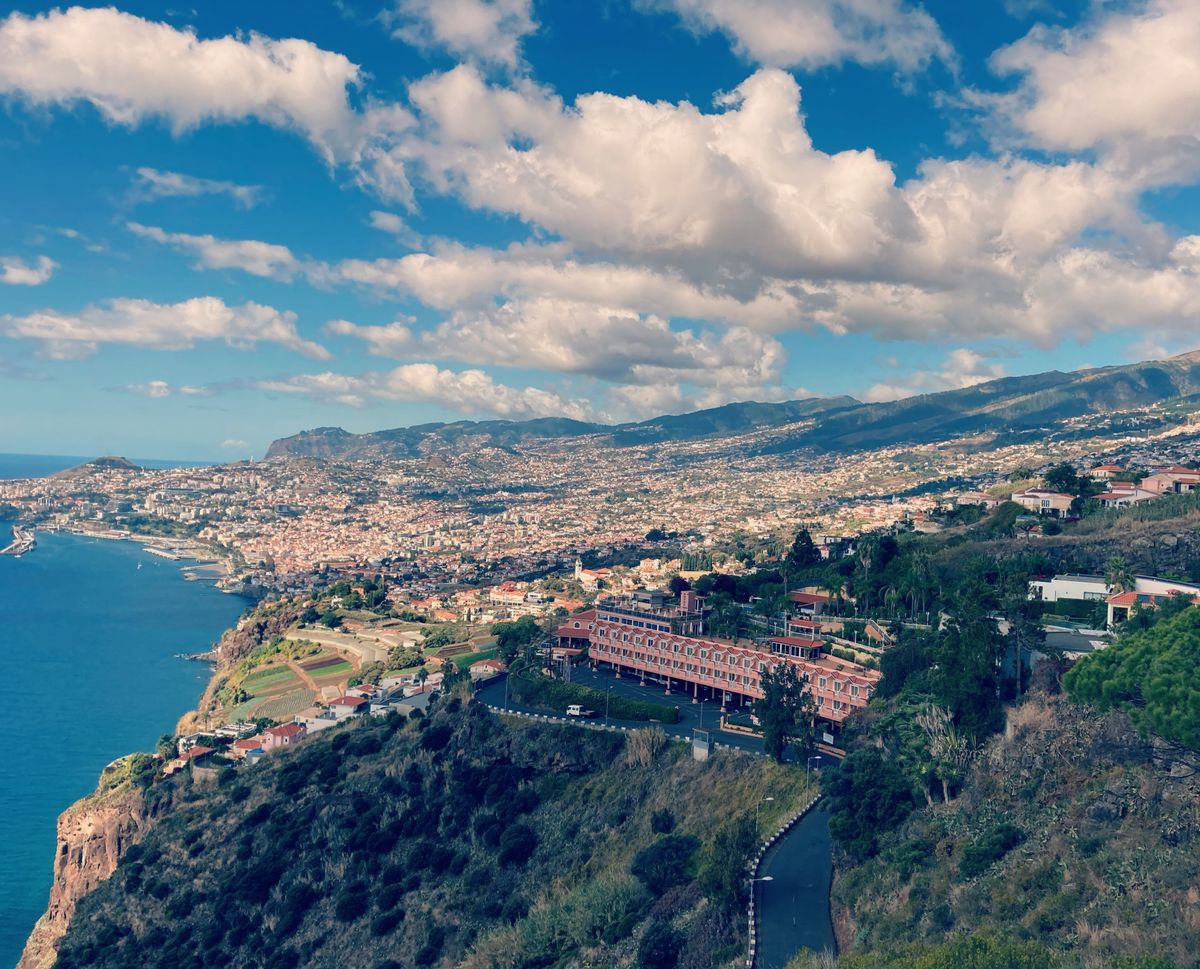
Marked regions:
[831,695,1200,965]
[51,701,809,969]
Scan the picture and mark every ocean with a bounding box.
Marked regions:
[0,463,248,966]
[0,452,203,480]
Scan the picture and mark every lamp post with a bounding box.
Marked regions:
[699,699,706,729]
[755,795,775,836]
[806,754,822,795]
[604,684,613,726]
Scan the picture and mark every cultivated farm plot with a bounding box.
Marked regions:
[241,666,300,696]
[300,653,354,684]
[254,688,316,721]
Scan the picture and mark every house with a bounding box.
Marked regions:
[230,737,265,760]
[346,683,381,702]
[1029,574,1109,603]
[469,658,507,683]
[557,608,597,650]
[956,491,1003,510]
[789,591,830,616]
[1140,467,1200,495]
[262,722,307,749]
[1089,464,1125,481]
[1096,488,1157,509]
[1012,489,1075,518]
[1104,575,1200,626]
[328,695,369,718]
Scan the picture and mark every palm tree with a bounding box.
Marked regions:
[1105,555,1135,594]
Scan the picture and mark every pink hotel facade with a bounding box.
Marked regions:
[584,591,879,728]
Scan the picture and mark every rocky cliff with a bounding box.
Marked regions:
[17,772,149,969]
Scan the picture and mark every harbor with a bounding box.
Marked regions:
[0,525,35,556]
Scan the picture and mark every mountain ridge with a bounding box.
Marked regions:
[265,349,1200,460]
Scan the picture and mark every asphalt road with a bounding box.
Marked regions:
[474,663,767,755]
[756,807,836,967]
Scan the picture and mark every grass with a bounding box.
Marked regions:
[450,646,499,670]
[308,660,352,681]
[241,666,299,695]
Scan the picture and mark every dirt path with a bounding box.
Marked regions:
[286,660,320,692]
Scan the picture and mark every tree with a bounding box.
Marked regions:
[754,662,815,762]
[319,609,342,629]
[1064,604,1200,756]
[1105,555,1136,594]
[637,920,682,969]
[644,528,668,542]
[630,834,699,896]
[668,575,690,596]
[493,616,543,662]
[786,527,822,572]
[1043,462,1080,494]
[825,748,918,861]
[914,705,973,803]
[931,585,1006,740]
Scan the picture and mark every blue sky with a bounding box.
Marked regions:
[2,0,1199,460]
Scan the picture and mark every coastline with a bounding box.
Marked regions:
[0,530,250,968]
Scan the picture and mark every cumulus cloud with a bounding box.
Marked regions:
[329,297,790,396]
[258,363,596,420]
[0,6,411,172]
[129,167,264,208]
[864,348,1007,402]
[127,222,301,280]
[221,438,249,449]
[0,297,329,360]
[647,0,953,72]
[0,254,57,285]
[390,0,535,69]
[987,0,1200,183]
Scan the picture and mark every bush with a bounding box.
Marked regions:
[630,835,699,896]
[638,920,683,969]
[650,808,676,834]
[334,887,369,922]
[498,822,538,867]
[959,824,1025,878]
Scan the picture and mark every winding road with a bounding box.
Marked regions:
[755,806,836,967]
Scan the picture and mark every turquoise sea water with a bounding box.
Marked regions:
[0,502,248,966]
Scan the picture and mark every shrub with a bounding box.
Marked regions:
[630,835,700,896]
[650,808,676,834]
[498,822,538,867]
[334,887,369,922]
[959,824,1025,878]
[638,920,683,969]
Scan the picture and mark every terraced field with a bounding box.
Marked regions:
[241,666,299,695]
[254,688,317,721]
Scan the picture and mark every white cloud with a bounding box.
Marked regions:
[127,222,301,280]
[221,438,249,449]
[390,0,535,69]
[258,363,596,421]
[864,348,1007,402]
[129,167,264,208]
[122,380,212,398]
[329,297,792,396]
[988,0,1200,184]
[1,255,57,285]
[1,297,329,360]
[367,210,422,247]
[0,6,405,168]
[648,0,953,72]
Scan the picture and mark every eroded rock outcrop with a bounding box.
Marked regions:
[18,776,148,969]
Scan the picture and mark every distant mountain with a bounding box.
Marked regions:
[264,397,857,459]
[757,349,1200,454]
[265,350,1200,461]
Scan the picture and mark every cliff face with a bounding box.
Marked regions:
[18,781,148,969]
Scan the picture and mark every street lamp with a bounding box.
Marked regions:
[755,795,775,836]
[604,684,614,726]
[806,754,822,794]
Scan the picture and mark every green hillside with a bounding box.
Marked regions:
[53,700,810,969]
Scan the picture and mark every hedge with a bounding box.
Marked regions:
[511,676,680,723]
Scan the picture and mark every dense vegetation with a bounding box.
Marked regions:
[55,699,805,969]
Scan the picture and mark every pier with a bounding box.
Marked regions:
[0,526,36,556]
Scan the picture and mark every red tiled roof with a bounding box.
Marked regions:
[790,592,830,605]
[266,723,306,737]
[768,635,824,648]
[331,696,367,708]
